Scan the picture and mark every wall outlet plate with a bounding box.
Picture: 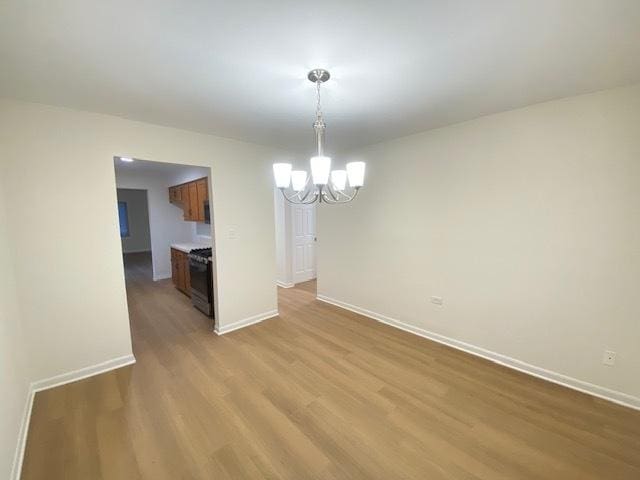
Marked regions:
[603,350,616,366]
[430,296,443,306]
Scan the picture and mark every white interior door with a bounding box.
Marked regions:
[292,203,316,284]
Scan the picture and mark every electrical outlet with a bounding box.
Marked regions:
[603,350,616,366]
[430,296,443,306]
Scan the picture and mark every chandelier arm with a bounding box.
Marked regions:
[299,188,311,202]
[280,188,302,203]
[280,188,319,205]
[301,173,313,199]
[298,180,313,202]
[325,183,339,201]
[280,188,295,202]
[293,192,319,205]
[321,189,344,204]
[320,190,335,204]
[322,186,360,204]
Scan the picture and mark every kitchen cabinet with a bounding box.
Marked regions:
[168,186,182,203]
[179,184,189,219]
[188,182,198,221]
[168,177,209,222]
[196,178,208,220]
[171,248,191,296]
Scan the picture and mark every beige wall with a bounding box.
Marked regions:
[0,99,281,383]
[318,84,640,401]
[0,179,30,479]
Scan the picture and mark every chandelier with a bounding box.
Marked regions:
[273,69,365,204]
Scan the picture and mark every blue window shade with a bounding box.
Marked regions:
[118,201,129,237]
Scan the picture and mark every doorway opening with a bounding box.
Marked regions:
[113,156,218,334]
[117,188,153,281]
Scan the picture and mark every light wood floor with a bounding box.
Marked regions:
[21,253,640,479]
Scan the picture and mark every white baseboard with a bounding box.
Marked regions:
[10,386,35,480]
[276,281,294,288]
[215,310,279,335]
[153,272,171,282]
[10,354,136,480]
[316,295,640,412]
[31,354,137,393]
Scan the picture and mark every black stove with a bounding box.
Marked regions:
[188,247,214,318]
[189,247,212,262]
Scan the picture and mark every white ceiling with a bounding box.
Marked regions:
[2,1,639,154]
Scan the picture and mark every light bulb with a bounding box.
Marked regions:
[273,163,292,188]
[330,170,347,191]
[310,156,331,185]
[346,162,365,187]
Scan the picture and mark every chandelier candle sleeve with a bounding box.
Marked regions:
[273,163,292,188]
[310,156,331,185]
[272,68,365,205]
[346,162,366,187]
[331,170,347,191]
[291,170,308,191]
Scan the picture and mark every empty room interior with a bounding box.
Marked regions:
[1,1,640,479]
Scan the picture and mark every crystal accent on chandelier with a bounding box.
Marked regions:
[272,69,365,205]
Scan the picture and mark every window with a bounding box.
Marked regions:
[118,201,130,237]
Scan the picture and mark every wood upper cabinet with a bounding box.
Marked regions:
[180,184,190,219]
[188,182,198,221]
[196,179,208,221]
[168,177,209,223]
[171,248,191,296]
[169,186,182,203]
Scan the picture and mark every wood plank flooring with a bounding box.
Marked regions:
[21,252,640,479]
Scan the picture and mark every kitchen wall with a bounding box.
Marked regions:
[0,179,30,479]
[0,98,281,386]
[115,164,209,280]
[318,84,640,403]
[195,221,212,241]
[116,188,151,253]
